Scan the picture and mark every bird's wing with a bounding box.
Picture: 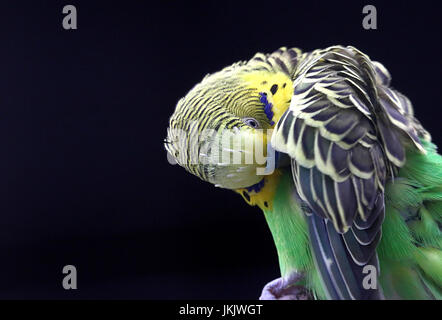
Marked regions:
[271,46,424,299]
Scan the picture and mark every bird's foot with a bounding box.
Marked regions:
[259,271,313,300]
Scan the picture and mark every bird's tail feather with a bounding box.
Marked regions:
[307,213,384,299]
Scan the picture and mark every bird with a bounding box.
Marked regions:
[165,45,442,300]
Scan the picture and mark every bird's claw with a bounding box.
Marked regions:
[259,271,313,300]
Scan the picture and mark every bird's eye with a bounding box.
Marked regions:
[242,117,261,129]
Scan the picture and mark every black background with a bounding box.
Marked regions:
[0,1,440,299]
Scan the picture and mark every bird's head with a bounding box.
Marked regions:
[165,48,303,207]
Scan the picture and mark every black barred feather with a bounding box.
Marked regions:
[372,61,391,86]
[329,143,349,178]
[308,214,383,299]
[351,207,384,245]
[340,118,371,147]
[323,109,360,136]
[342,227,381,266]
[349,144,375,178]
[311,106,339,122]
[377,119,405,166]
[354,192,385,230]
[272,45,425,300]
[166,46,305,187]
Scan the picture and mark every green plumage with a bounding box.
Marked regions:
[262,169,327,299]
[265,141,442,299]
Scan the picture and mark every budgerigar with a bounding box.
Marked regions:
[165,46,442,300]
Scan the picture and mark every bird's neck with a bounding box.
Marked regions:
[261,170,314,278]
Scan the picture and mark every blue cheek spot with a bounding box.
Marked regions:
[259,92,275,125]
[247,178,265,193]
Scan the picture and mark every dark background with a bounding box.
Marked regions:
[0,1,440,299]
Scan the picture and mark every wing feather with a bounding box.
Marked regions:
[272,45,426,299]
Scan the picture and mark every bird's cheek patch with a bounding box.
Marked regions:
[260,92,275,125]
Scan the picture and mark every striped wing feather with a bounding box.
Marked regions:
[272,46,425,299]
[273,45,425,233]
